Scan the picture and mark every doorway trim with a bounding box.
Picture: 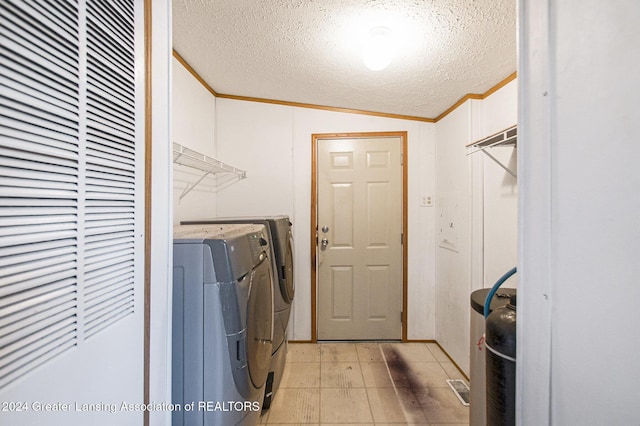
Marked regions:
[311,131,408,342]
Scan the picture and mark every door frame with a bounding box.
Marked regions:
[310,131,408,342]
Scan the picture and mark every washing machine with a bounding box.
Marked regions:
[182,216,294,408]
[172,224,274,425]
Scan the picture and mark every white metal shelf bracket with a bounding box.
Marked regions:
[466,125,517,178]
[172,142,246,200]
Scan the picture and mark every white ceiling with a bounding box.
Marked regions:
[172,0,516,120]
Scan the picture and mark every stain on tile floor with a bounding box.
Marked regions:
[260,342,469,425]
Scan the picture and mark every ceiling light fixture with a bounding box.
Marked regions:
[362,26,394,71]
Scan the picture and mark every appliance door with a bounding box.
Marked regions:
[247,253,274,389]
[282,228,295,303]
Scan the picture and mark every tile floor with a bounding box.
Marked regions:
[259,342,469,425]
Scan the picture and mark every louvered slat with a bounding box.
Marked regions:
[2,85,78,123]
[0,35,76,88]
[0,39,76,91]
[0,242,75,272]
[89,0,134,36]
[1,93,77,126]
[87,1,133,52]
[0,213,76,230]
[109,0,135,23]
[85,268,132,295]
[84,265,133,296]
[1,71,77,114]
[0,198,76,208]
[0,277,75,307]
[84,213,135,224]
[85,208,135,221]
[86,144,135,172]
[0,104,77,140]
[85,284,132,311]
[0,261,77,294]
[27,0,78,34]
[0,128,79,156]
[87,59,135,109]
[86,171,135,187]
[86,123,135,150]
[86,53,132,99]
[0,219,76,237]
[0,45,78,100]
[85,181,134,196]
[0,162,76,181]
[86,137,135,162]
[85,264,133,292]
[8,0,78,41]
[0,187,77,201]
[0,251,76,282]
[0,0,79,388]
[87,103,134,134]
[85,237,133,257]
[85,230,131,245]
[87,158,135,174]
[87,93,135,128]
[0,144,77,170]
[1,2,78,71]
[0,308,76,359]
[84,296,134,337]
[87,126,134,151]
[86,230,133,248]
[87,26,134,84]
[0,323,77,387]
[0,325,76,389]
[0,295,76,337]
[84,303,132,338]
[0,230,77,250]
[82,0,136,337]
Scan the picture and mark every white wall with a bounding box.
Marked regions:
[475,82,518,289]
[215,100,294,217]
[171,58,218,224]
[435,80,518,375]
[518,1,640,424]
[215,99,436,341]
[434,102,474,373]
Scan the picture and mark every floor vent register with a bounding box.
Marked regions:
[446,379,470,406]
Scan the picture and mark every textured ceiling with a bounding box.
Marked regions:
[172,0,516,120]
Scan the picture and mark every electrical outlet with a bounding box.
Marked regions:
[421,195,433,207]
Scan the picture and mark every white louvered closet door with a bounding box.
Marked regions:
[0,0,144,420]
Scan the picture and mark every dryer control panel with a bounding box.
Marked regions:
[246,228,269,264]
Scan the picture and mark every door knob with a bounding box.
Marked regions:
[320,238,329,250]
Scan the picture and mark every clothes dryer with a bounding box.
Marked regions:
[172,224,274,425]
[182,216,294,408]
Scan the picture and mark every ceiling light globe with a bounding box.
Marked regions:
[363,26,394,71]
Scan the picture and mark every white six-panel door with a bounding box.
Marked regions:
[316,137,403,340]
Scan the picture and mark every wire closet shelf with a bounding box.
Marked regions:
[172,142,246,199]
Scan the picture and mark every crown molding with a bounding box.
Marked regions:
[172,49,516,123]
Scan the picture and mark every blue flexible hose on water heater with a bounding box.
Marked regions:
[484,266,517,319]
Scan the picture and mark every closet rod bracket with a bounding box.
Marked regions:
[466,125,517,178]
